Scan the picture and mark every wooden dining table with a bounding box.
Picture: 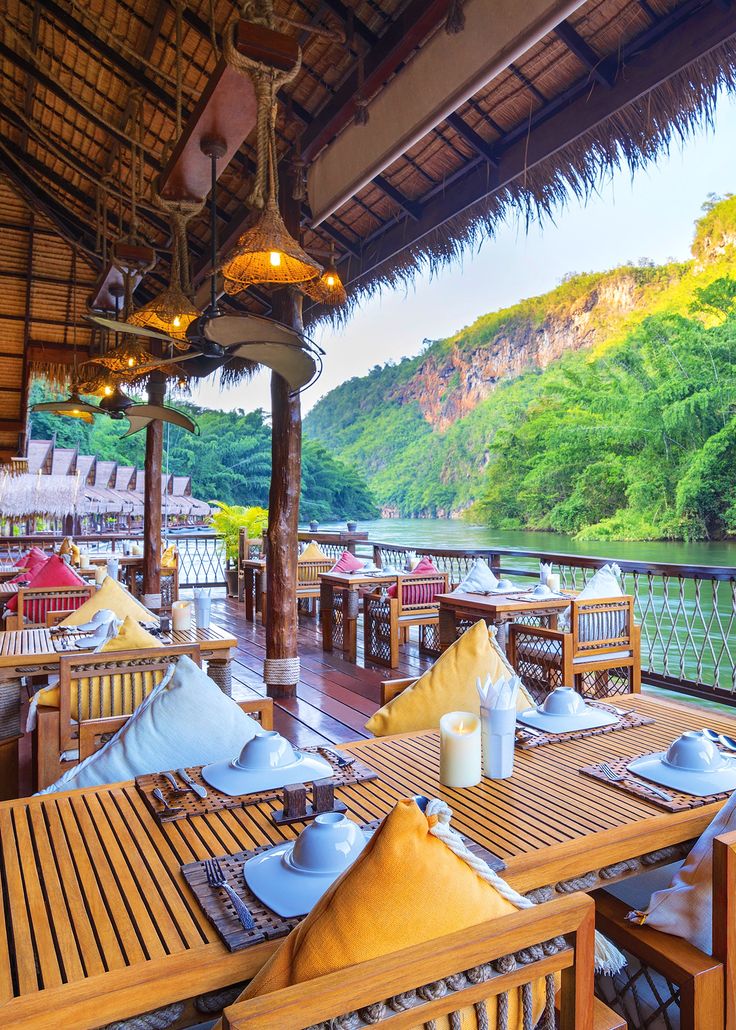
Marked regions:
[319,569,398,662]
[0,692,731,1028]
[0,623,238,801]
[436,588,575,652]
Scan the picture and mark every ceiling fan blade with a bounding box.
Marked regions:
[125,405,198,434]
[86,314,178,345]
[203,313,307,349]
[32,399,101,415]
[230,342,317,391]
[119,352,196,376]
[119,415,152,438]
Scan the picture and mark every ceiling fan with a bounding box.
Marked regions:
[31,251,198,436]
[32,384,197,439]
[85,140,323,393]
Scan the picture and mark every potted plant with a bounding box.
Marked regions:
[210,502,268,597]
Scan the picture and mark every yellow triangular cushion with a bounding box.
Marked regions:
[59,538,72,555]
[35,617,163,716]
[298,540,328,561]
[239,799,547,1029]
[60,575,158,627]
[99,615,162,652]
[161,544,177,568]
[70,543,80,565]
[366,620,532,736]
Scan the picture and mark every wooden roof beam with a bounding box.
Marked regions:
[316,0,378,47]
[446,113,500,166]
[554,21,615,87]
[306,0,588,225]
[301,0,454,164]
[373,175,422,221]
[312,0,736,304]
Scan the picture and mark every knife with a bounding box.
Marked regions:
[176,767,207,798]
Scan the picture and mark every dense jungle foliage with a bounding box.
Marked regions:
[29,385,378,523]
[305,194,736,540]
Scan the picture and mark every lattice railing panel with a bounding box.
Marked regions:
[364,596,393,666]
[596,952,681,1030]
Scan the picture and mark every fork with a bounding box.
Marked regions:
[599,762,673,802]
[204,858,255,931]
[152,787,183,815]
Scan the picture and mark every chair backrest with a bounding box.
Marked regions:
[221,893,595,1030]
[57,643,201,754]
[296,558,333,586]
[571,596,634,655]
[396,572,449,613]
[11,584,95,629]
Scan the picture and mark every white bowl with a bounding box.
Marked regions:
[540,687,586,718]
[628,734,736,797]
[517,688,618,733]
[201,732,333,797]
[662,731,724,772]
[532,583,553,598]
[234,731,298,771]
[496,578,515,591]
[243,813,369,917]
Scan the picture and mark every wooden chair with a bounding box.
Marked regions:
[5,583,95,629]
[593,828,736,1029]
[220,893,624,1030]
[507,596,641,701]
[363,572,449,668]
[130,549,180,611]
[33,644,273,789]
[259,557,334,623]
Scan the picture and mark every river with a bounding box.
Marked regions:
[314,518,736,567]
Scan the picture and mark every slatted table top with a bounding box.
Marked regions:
[0,624,237,670]
[0,566,21,580]
[0,694,733,1028]
[320,570,398,586]
[0,582,20,598]
[436,589,575,616]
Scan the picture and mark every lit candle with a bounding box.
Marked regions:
[79,553,90,569]
[439,711,481,788]
[547,573,561,592]
[94,565,107,586]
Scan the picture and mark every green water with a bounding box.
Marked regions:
[326,518,736,568]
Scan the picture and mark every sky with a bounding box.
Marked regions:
[191,93,736,417]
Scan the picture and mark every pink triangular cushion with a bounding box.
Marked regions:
[330,550,364,574]
[387,556,440,598]
[5,554,86,613]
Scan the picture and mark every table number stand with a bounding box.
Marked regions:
[271,777,348,825]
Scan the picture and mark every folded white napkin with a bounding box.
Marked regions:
[476,674,521,711]
[540,562,552,586]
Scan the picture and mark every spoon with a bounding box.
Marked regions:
[719,733,736,752]
[703,728,722,743]
[152,787,183,815]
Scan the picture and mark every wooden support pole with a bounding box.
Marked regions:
[142,371,165,609]
[264,164,303,699]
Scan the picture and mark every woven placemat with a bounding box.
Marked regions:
[137,749,378,824]
[580,754,734,811]
[182,819,506,952]
[515,702,654,750]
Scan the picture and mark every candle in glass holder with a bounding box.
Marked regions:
[547,572,561,592]
[439,711,481,788]
[172,600,192,632]
[94,565,107,586]
[79,553,90,569]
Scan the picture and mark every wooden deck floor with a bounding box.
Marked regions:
[214,595,433,747]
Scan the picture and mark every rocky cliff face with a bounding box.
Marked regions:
[390,274,645,431]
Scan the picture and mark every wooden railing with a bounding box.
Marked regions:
[371,540,736,706]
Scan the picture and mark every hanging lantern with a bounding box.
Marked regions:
[128,282,199,341]
[302,251,347,306]
[221,201,322,289]
[220,16,319,290]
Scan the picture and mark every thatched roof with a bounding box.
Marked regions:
[0,0,735,450]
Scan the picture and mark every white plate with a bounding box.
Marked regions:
[201,750,333,797]
[243,829,372,918]
[627,752,736,796]
[517,705,618,733]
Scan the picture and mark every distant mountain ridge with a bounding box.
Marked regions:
[305,194,736,540]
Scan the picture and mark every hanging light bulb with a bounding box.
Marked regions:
[129,284,198,341]
[103,385,113,396]
[269,250,282,267]
[222,202,322,289]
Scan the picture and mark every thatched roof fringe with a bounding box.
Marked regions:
[309,35,736,329]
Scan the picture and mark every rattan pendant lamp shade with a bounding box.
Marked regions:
[301,250,347,306]
[222,200,321,287]
[220,11,321,290]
